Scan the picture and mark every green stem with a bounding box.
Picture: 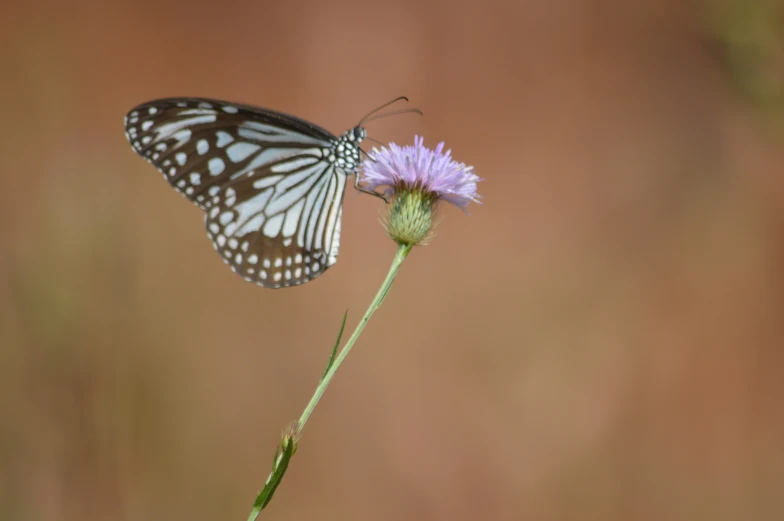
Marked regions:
[245,243,413,521]
[297,242,413,430]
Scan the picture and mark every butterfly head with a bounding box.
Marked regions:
[330,126,365,173]
[349,126,367,143]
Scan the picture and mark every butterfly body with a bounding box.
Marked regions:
[124,98,367,288]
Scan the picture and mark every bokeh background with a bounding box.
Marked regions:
[2,0,783,520]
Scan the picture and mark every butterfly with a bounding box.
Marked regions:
[124,97,418,288]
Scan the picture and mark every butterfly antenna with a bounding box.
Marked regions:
[362,107,423,124]
[358,96,410,126]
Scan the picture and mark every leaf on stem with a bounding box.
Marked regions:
[248,428,297,517]
[321,310,348,382]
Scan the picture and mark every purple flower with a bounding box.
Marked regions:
[361,136,481,209]
[360,136,481,246]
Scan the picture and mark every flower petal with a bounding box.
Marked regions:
[361,136,481,208]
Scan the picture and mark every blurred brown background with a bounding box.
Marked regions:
[1,0,783,520]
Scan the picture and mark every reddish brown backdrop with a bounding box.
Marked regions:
[1,1,783,520]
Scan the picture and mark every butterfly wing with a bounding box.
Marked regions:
[204,151,346,287]
[124,98,354,288]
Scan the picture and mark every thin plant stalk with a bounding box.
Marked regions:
[246,242,412,520]
[298,241,412,430]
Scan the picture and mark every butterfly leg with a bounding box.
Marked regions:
[353,174,389,203]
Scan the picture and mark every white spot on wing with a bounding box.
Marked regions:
[216,131,234,148]
[240,123,328,146]
[179,108,217,116]
[219,212,233,225]
[283,199,305,237]
[263,213,284,237]
[208,157,225,175]
[234,214,264,236]
[224,187,237,207]
[172,129,192,145]
[271,156,320,173]
[252,175,283,190]
[229,189,272,236]
[227,142,260,163]
[153,115,214,141]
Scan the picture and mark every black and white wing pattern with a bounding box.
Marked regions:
[124,98,365,288]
